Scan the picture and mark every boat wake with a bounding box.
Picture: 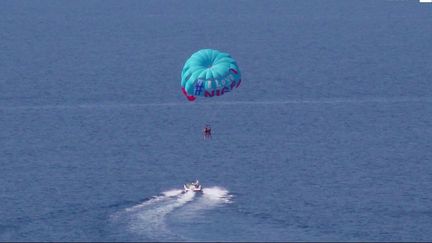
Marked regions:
[111,186,232,241]
[170,187,232,222]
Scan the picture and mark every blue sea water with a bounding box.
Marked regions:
[1,0,432,241]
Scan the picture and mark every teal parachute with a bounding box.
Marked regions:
[181,49,241,101]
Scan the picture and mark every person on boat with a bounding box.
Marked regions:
[194,180,200,189]
[203,125,212,139]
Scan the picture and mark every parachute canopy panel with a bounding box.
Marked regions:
[181,49,241,101]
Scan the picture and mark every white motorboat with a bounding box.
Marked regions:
[183,180,202,192]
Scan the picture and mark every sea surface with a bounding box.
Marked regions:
[1,0,432,241]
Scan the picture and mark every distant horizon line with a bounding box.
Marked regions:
[1,96,432,111]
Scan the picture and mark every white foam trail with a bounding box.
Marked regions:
[123,189,183,213]
[112,187,232,240]
[162,189,183,197]
[172,187,233,222]
[202,186,233,204]
[126,191,195,239]
[124,196,164,212]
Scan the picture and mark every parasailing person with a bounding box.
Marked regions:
[203,124,212,139]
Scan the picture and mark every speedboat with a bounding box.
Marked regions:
[183,180,202,192]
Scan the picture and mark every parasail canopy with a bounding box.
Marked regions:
[181,49,241,101]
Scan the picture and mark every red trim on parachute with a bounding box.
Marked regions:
[230,68,238,74]
[181,87,196,102]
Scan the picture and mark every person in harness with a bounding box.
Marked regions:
[203,125,212,139]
